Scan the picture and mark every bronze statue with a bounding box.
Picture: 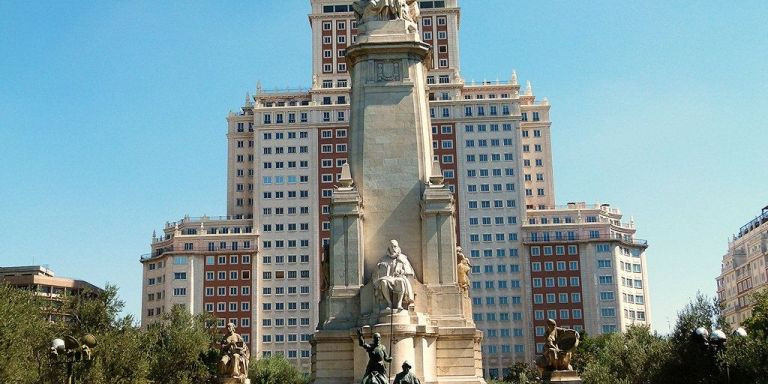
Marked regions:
[218,322,250,382]
[357,329,392,384]
[393,360,421,384]
[535,319,580,375]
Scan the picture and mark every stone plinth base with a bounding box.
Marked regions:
[311,325,485,384]
[544,370,581,383]
[217,378,250,384]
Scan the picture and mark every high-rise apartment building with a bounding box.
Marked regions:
[717,206,768,327]
[140,1,650,378]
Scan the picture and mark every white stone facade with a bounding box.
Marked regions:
[717,206,768,327]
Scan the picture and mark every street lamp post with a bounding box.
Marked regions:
[49,334,96,384]
[691,327,748,384]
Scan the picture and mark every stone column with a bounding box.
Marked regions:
[345,21,434,281]
[320,182,364,330]
[421,183,458,286]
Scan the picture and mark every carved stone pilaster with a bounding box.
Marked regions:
[319,187,365,330]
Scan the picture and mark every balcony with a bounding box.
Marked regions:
[164,215,253,229]
[522,233,648,247]
[530,203,623,215]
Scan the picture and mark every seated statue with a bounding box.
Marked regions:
[535,319,580,375]
[394,360,421,384]
[358,329,391,384]
[218,322,250,381]
[374,240,416,311]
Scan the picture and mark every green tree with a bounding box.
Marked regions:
[502,361,540,383]
[578,325,672,384]
[721,290,768,383]
[665,292,726,384]
[0,284,55,384]
[77,316,151,384]
[145,305,217,384]
[64,285,124,336]
[249,355,310,384]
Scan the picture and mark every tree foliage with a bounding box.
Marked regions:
[0,284,54,384]
[249,355,310,384]
[502,361,540,383]
[145,305,218,384]
[721,289,768,383]
[0,284,223,384]
[578,325,672,384]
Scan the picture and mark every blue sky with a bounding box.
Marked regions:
[1,1,766,333]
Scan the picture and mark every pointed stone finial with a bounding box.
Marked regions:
[542,97,549,105]
[244,92,253,107]
[511,70,518,85]
[256,81,263,94]
[152,230,157,241]
[338,163,354,189]
[525,80,533,96]
[429,160,444,185]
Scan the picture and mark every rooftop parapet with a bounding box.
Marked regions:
[732,205,768,242]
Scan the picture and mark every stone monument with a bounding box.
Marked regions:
[535,319,581,383]
[311,1,485,383]
[218,322,251,384]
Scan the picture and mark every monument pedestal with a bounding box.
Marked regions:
[312,323,484,384]
[217,378,250,384]
[312,6,485,384]
[544,370,582,383]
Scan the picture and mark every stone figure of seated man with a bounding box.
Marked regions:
[374,239,416,311]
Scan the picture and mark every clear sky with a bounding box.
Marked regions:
[1,1,766,334]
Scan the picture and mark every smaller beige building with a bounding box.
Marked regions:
[717,206,768,327]
[0,265,102,321]
[522,202,651,353]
